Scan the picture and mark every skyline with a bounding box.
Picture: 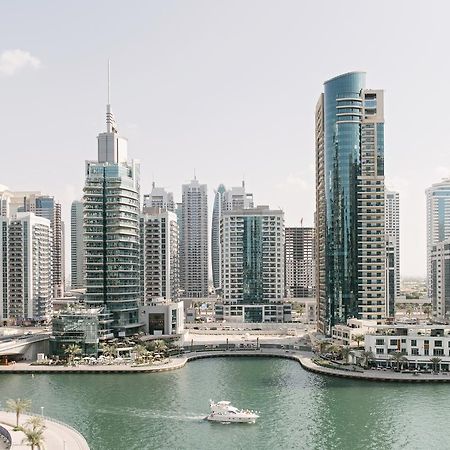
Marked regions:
[2,1,450,277]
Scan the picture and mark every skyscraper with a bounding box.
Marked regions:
[0,213,52,323]
[140,208,179,303]
[180,178,208,298]
[285,226,315,298]
[385,190,400,299]
[426,179,450,297]
[211,183,254,292]
[211,184,226,291]
[83,74,141,337]
[143,183,175,212]
[71,200,84,289]
[0,189,65,298]
[430,240,450,318]
[22,195,65,298]
[216,206,288,322]
[316,72,386,334]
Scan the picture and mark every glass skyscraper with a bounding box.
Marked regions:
[426,179,450,298]
[316,72,386,334]
[83,94,142,337]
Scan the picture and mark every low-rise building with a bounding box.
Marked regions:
[50,307,100,356]
[215,302,292,323]
[139,298,184,336]
[290,298,316,323]
[365,324,450,369]
[332,318,380,346]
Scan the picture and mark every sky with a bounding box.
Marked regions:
[1,0,449,278]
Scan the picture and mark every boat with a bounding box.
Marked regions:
[205,400,259,423]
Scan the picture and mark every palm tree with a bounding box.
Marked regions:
[100,343,117,359]
[353,334,365,349]
[422,304,432,321]
[64,344,82,365]
[430,357,442,372]
[6,398,32,427]
[153,340,168,354]
[317,340,330,354]
[340,346,351,364]
[21,427,45,450]
[133,344,150,364]
[25,416,45,431]
[390,351,408,370]
[360,351,374,369]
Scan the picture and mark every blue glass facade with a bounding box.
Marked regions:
[324,72,365,325]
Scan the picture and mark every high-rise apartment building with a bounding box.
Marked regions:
[0,189,65,298]
[21,195,65,298]
[83,89,141,337]
[216,206,290,322]
[180,178,208,298]
[140,208,179,303]
[285,227,315,298]
[71,200,84,289]
[211,184,226,291]
[430,240,450,318]
[385,190,400,300]
[143,183,175,212]
[316,72,386,334]
[0,213,52,323]
[211,182,254,291]
[426,179,450,298]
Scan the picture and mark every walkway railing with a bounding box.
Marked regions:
[0,425,11,449]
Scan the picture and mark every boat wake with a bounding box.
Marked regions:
[98,408,205,421]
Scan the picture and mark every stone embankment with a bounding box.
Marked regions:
[1,349,450,382]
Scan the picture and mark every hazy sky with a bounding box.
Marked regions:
[1,0,449,277]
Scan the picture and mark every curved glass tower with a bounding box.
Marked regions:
[316,72,386,334]
[211,184,226,290]
[84,94,142,337]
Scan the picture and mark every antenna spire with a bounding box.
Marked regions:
[106,59,117,133]
[108,59,111,105]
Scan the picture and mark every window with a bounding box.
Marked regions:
[434,349,444,356]
[435,341,443,348]
[390,339,398,346]
[376,339,384,346]
[411,348,419,356]
[411,339,417,347]
[376,348,384,354]
[424,349,429,356]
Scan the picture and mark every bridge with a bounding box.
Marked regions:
[0,333,50,360]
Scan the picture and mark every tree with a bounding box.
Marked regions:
[340,346,351,364]
[390,351,408,370]
[25,416,45,431]
[360,351,374,369]
[20,427,45,450]
[6,398,32,427]
[317,340,330,354]
[100,343,117,359]
[422,304,432,321]
[133,344,150,364]
[153,340,168,354]
[430,357,442,372]
[64,344,82,365]
[353,334,364,349]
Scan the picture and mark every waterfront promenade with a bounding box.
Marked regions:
[0,411,89,449]
[2,348,450,382]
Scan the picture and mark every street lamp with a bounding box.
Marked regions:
[40,406,44,417]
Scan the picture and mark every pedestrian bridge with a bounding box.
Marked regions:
[0,333,49,359]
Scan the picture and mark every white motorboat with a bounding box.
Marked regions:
[205,400,259,423]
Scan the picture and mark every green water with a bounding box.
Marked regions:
[0,357,448,449]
